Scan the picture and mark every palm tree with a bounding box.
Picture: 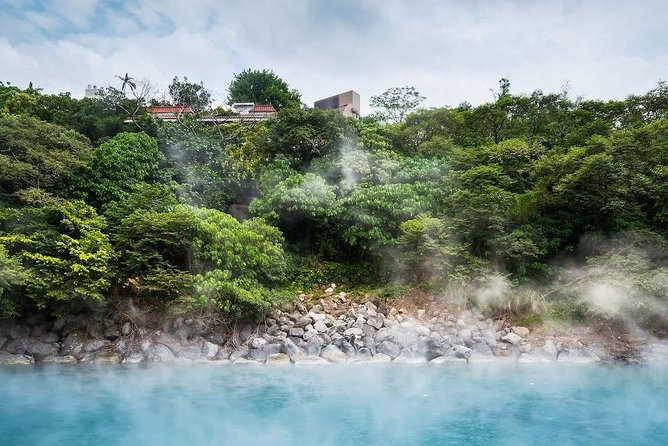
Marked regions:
[116,73,136,93]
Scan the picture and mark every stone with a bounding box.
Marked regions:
[375,327,394,343]
[306,335,325,355]
[115,340,128,355]
[320,345,349,363]
[179,346,205,360]
[344,327,363,337]
[447,345,472,361]
[501,332,523,345]
[369,353,392,362]
[0,353,34,365]
[377,341,401,358]
[393,351,427,364]
[295,356,330,365]
[0,336,6,351]
[313,320,328,333]
[41,355,77,364]
[148,344,175,363]
[121,322,132,336]
[367,315,384,330]
[511,326,530,338]
[294,317,312,328]
[458,329,473,341]
[122,353,145,364]
[430,356,467,365]
[265,353,291,365]
[281,338,304,362]
[289,327,305,338]
[3,338,30,355]
[84,340,111,353]
[229,346,249,362]
[233,358,261,365]
[39,332,59,344]
[248,347,268,362]
[250,337,267,349]
[94,352,122,364]
[542,340,558,360]
[417,309,426,320]
[356,347,372,360]
[201,341,219,359]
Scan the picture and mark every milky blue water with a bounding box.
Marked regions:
[0,363,666,445]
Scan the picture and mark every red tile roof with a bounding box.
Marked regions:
[251,104,275,113]
[146,106,194,113]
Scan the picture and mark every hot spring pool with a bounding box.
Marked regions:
[0,363,666,445]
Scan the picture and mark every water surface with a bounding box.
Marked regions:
[0,363,666,445]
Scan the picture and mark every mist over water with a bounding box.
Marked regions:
[0,364,666,445]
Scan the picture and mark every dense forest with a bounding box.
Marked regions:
[1,72,667,333]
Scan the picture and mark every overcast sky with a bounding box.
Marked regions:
[1,0,666,112]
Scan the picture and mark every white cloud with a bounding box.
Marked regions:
[1,0,666,113]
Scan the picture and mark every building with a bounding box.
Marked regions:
[314,90,360,118]
[128,103,275,123]
[144,105,194,121]
[84,84,103,99]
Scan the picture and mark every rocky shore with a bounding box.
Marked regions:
[1,288,666,366]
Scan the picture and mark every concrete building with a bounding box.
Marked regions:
[314,90,360,118]
[84,84,103,99]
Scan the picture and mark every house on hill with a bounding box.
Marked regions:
[314,90,360,119]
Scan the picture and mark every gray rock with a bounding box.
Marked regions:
[39,332,59,344]
[281,338,304,362]
[367,315,384,330]
[0,353,34,365]
[344,327,364,337]
[250,337,267,349]
[8,325,30,340]
[41,355,77,364]
[393,351,427,364]
[377,341,401,358]
[94,352,122,364]
[201,341,219,359]
[294,356,329,365]
[122,353,145,364]
[115,340,128,355]
[148,344,175,362]
[511,326,530,338]
[84,340,111,353]
[369,353,392,362]
[26,340,59,360]
[233,358,261,365]
[0,336,6,351]
[501,332,523,345]
[3,338,30,354]
[179,346,205,360]
[265,353,291,365]
[356,347,372,360]
[229,346,249,362]
[459,329,473,341]
[375,327,394,343]
[447,345,472,361]
[473,342,493,356]
[313,320,328,333]
[305,336,323,356]
[320,345,349,363]
[289,327,305,338]
[294,317,312,328]
[430,356,467,365]
[542,340,558,360]
[121,322,132,336]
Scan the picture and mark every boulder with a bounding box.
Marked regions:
[289,327,305,338]
[511,326,530,338]
[369,353,392,362]
[367,315,384,330]
[393,351,427,364]
[250,337,267,349]
[294,356,329,365]
[429,356,467,365]
[27,341,59,360]
[84,340,111,353]
[447,345,472,361]
[0,353,34,365]
[377,341,401,358]
[305,336,323,356]
[121,353,145,364]
[375,327,394,343]
[178,346,205,360]
[201,341,219,359]
[320,345,349,363]
[148,344,175,363]
[501,332,523,345]
[265,353,291,365]
[41,355,77,364]
[313,320,328,333]
[281,338,304,362]
[121,322,132,336]
[229,346,249,362]
[344,327,363,337]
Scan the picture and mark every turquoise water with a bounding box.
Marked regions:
[0,363,666,445]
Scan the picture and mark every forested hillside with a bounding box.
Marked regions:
[1,74,667,334]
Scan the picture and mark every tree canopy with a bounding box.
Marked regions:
[227,69,302,109]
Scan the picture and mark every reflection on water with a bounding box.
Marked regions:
[0,363,666,445]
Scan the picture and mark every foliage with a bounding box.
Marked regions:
[168,76,212,112]
[0,115,92,196]
[0,191,113,315]
[227,69,302,110]
[370,86,426,123]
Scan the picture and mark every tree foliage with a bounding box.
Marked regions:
[227,69,302,109]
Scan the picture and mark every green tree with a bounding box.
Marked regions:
[0,115,92,196]
[370,86,426,123]
[168,76,211,112]
[227,69,302,109]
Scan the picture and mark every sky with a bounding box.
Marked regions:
[1,0,666,113]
